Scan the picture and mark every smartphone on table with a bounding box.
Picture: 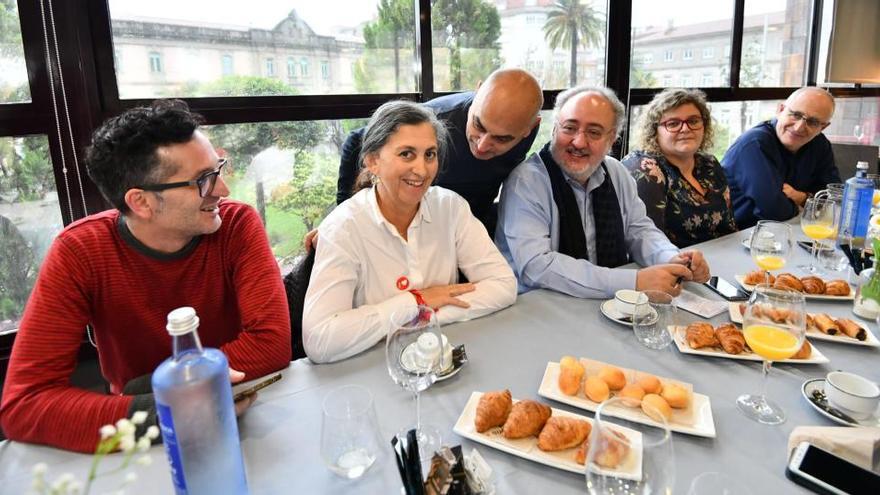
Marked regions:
[703,276,750,301]
[786,441,880,494]
[232,373,282,402]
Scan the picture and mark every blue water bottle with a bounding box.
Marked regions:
[152,307,248,495]
[837,161,874,271]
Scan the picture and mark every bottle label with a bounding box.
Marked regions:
[156,402,188,494]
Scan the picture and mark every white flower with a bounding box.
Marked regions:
[30,477,45,491]
[136,436,151,452]
[68,480,83,494]
[124,472,138,484]
[131,411,148,425]
[145,425,160,440]
[50,472,76,491]
[31,463,48,476]
[119,436,136,453]
[136,454,153,466]
[99,424,117,439]
[115,418,135,436]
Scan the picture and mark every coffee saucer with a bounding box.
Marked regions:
[600,299,657,327]
[436,344,467,382]
[802,378,880,427]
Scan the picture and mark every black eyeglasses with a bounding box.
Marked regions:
[657,116,704,133]
[137,158,228,197]
[785,109,829,130]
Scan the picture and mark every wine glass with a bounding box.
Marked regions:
[750,220,792,284]
[586,397,675,494]
[799,197,838,273]
[386,305,443,460]
[632,290,676,350]
[736,284,806,425]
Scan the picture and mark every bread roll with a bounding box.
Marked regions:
[618,384,646,407]
[637,375,662,395]
[585,376,610,403]
[558,357,585,396]
[641,394,672,422]
[660,383,690,409]
[598,366,626,391]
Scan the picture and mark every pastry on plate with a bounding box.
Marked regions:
[584,376,610,403]
[685,322,718,349]
[502,400,551,439]
[773,273,804,292]
[714,323,746,354]
[537,416,591,452]
[474,389,513,433]
[598,366,627,391]
[824,280,850,296]
[743,270,774,285]
[800,276,826,294]
[792,339,812,359]
[558,356,585,396]
[591,428,631,469]
[836,318,867,341]
[811,313,838,335]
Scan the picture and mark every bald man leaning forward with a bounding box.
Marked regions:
[722,87,841,228]
[333,68,544,235]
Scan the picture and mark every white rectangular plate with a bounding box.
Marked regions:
[735,275,854,301]
[669,326,830,364]
[538,362,716,438]
[453,391,643,479]
[727,302,880,348]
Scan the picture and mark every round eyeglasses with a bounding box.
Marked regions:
[657,116,704,133]
[137,158,228,198]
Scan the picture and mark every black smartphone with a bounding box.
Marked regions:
[704,276,750,301]
[786,441,880,494]
[232,373,282,402]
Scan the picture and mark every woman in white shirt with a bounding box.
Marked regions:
[303,101,517,363]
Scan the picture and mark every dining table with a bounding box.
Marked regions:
[1,225,877,494]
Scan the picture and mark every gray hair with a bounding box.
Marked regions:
[360,100,447,166]
[552,86,627,138]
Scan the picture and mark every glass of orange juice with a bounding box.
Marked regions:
[749,220,792,284]
[799,197,838,273]
[736,285,806,425]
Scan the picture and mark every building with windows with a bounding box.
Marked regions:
[111,9,364,98]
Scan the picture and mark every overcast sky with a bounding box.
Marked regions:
[110,0,791,35]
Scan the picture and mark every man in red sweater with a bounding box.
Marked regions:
[0,100,291,452]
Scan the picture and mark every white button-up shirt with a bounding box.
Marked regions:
[303,186,517,363]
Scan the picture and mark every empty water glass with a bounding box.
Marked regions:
[632,290,676,350]
[321,384,382,480]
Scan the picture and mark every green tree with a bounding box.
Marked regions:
[362,0,414,93]
[630,63,657,88]
[543,0,605,87]
[0,0,29,103]
[0,136,54,201]
[0,215,36,322]
[269,153,337,249]
[176,76,325,224]
[432,0,502,91]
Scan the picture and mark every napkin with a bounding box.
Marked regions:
[788,426,880,471]
[674,290,728,318]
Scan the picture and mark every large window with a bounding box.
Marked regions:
[0,1,29,104]
[630,0,735,88]
[0,136,61,333]
[740,0,812,87]
[203,118,365,262]
[825,97,880,147]
[433,0,608,91]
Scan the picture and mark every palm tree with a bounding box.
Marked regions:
[543,0,605,87]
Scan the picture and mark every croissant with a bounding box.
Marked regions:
[575,438,589,465]
[762,306,792,324]
[824,280,850,296]
[812,313,838,336]
[502,400,551,439]
[744,270,774,286]
[805,313,816,332]
[792,339,812,359]
[537,416,591,452]
[714,324,746,354]
[773,273,804,292]
[685,322,718,349]
[474,390,513,433]
[836,318,867,341]
[800,276,826,295]
[592,428,631,469]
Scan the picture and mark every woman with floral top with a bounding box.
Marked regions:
[623,88,737,247]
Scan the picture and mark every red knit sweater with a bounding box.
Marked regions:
[0,200,291,452]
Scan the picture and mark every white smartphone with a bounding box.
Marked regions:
[785,441,880,494]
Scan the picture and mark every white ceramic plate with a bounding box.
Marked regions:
[727,302,880,348]
[734,275,854,301]
[668,326,830,364]
[802,378,880,427]
[452,391,643,479]
[537,362,716,438]
[600,300,658,327]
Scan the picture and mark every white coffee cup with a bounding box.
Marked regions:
[615,289,649,317]
[824,371,880,420]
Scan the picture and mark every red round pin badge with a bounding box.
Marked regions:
[396,276,410,290]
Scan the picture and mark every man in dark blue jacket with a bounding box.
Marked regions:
[722,87,841,228]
